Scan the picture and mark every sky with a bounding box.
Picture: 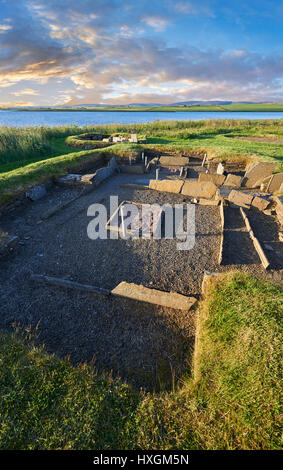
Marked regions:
[0,0,282,106]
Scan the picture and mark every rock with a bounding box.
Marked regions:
[56,174,82,186]
[223,174,243,187]
[0,235,19,255]
[251,196,270,211]
[159,156,190,167]
[198,173,226,185]
[279,231,283,242]
[275,196,283,226]
[260,175,272,192]
[26,184,47,201]
[266,173,283,193]
[181,181,217,199]
[263,209,272,216]
[80,173,96,184]
[228,190,253,208]
[149,179,184,194]
[279,183,283,194]
[198,198,220,206]
[243,162,277,188]
[111,282,197,311]
[216,162,225,175]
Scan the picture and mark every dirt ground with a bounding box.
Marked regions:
[0,163,282,390]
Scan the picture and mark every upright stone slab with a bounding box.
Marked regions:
[243,162,277,188]
[149,179,184,194]
[267,173,283,193]
[228,190,253,208]
[181,181,217,199]
[199,173,225,185]
[275,196,283,226]
[129,133,138,143]
[223,174,243,187]
[111,282,197,311]
[216,162,225,175]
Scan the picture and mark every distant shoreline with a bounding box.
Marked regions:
[1,103,283,113]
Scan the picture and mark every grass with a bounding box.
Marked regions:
[0,273,282,450]
[0,119,282,200]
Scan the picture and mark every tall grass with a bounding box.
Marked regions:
[0,119,282,173]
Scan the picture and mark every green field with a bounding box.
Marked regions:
[0,273,281,450]
[3,103,283,112]
[0,119,282,201]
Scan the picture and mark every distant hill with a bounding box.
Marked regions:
[68,101,271,108]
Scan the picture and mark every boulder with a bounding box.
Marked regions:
[111,282,197,311]
[199,173,225,185]
[243,162,277,188]
[251,196,270,211]
[228,190,253,208]
[149,179,184,194]
[223,174,243,187]
[181,181,217,199]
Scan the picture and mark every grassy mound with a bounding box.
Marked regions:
[135,272,282,450]
[0,273,281,450]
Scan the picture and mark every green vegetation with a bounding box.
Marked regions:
[3,103,283,112]
[0,119,282,200]
[0,273,282,450]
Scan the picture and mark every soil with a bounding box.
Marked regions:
[0,161,282,390]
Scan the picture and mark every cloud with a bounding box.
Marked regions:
[0,24,12,33]
[0,0,282,105]
[0,100,35,107]
[12,88,39,96]
[142,15,170,31]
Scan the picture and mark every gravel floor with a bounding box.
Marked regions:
[0,165,282,389]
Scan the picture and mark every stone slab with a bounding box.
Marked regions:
[223,174,243,187]
[181,181,217,199]
[149,179,184,194]
[243,162,277,188]
[228,190,253,208]
[158,156,190,167]
[267,173,283,193]
[216,162,225,175]
[111,282,197,311]
[198,198,220,206]
[251,196,270,211]
[198,173,226,185]
[275,196,283,226]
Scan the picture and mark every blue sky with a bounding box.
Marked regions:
[0,0,282,106]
